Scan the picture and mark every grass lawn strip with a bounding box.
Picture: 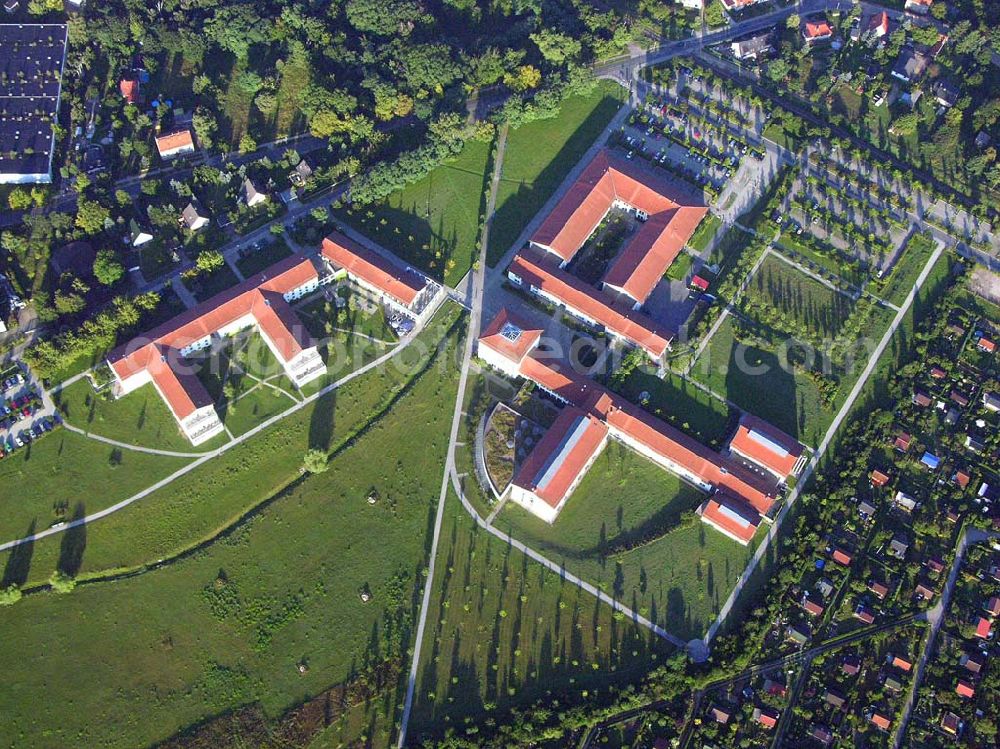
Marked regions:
[0,307,464,749]
[0,304,464,588]
[336,139,492,288]
[493,443,756,641]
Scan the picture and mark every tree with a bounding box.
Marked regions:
[530,30,582,65]
[504,65,542,92]
[75,199,110,235]
[0,585,21,606]
[93,249,125,286]
[345,0,425,36]
[49,570,76,593]
[192,108,218,151]
[27,0,61,14]
[54,290,86,316]
[195,249,225,274]
[786,13,800,29]
[303,448,329,473]
[7,188,32,211]
[239,133,258,154]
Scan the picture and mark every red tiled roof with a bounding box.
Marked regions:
[729,414,803,478]
[870,713,891,731]
[894,432,911,451]
[691,274,710,291]
[892,656,912,672]
[976,616,992,639]
[979,337,996,353]
[832,548,852,566]
[155,129,194,157]
[512,408,608,509]
[755,707,779,729]
[804,19,833,39]
[478,308,543,366]
[109,255,319,414]
[870,469,890,487]
[119,78,140,104]
[803,598,825,616]
[956,680,975,699]
[698,492,760,544]
[509,250,672,358]
[530,150,707,303]
[322,232,426,307]
[866,11,890,35]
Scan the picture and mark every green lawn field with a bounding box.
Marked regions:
[878,232,936,308]
[0,305,464,749]
[686,213,722,255]
[0,305,464,590]
[337,138,492,288]
[493,443,756,641]
[690,315,831,445]
[488,80,627,265]
[408,491,677,743]
[742,253,857,341]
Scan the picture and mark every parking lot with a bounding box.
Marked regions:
[0,362,59,458]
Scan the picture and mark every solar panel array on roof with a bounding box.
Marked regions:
[0,24,67,182]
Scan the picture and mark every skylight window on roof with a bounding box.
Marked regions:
[500,322,523,342]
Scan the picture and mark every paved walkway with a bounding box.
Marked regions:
[703,238,945,644]
[396,122,509,749]
[172,277,198,309]
[60,421,205,458]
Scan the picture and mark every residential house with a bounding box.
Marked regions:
[860,11,892,42]
[941,711,963,737]
[892,48,929,83]
[982,391,1000,412]
[930,365,947,379]
[787,624,810,645]
[859,498,877,520]
[832,547,853,566]
[975,616,992,639]
[731,31,774,61]
[3,0,19,13]
[884,675,903,694]
[817,578,834,598]
[709,705,731,724]
[926,556,945,575]
[966,434,986,453]
[854,604,876,624]
[870,469,891,487]
[950,390,970,408]
[904,0,932,13]
[242,178,268,208]
[893,490,918,512]
[754,707,779,729]
[960,651,984,674]
[288,159,313,187]
[913,389,932,407]
[727,413,806,481]
[824,688,847,709]
[129,217,153,247]
[809,725,833,747]
[894,431,912,452]
[802,17,834,44]
[978,335,996,354]
[933,79,960,108]
[802,595,825,617]
[180,199,210,232]
[764,678,788,698]
[921,451,941,471]
[119,77,141,105]
[985,596,1000,617]
[915,581,935,600]
[842,654,861,676]
[869,712,892,732]
[890,655,913,672]
[889,536,909,559]
[869,579,890,600]
[154,129,196,160]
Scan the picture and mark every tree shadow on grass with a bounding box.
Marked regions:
[1,521,34,587]
[57,503,86,577]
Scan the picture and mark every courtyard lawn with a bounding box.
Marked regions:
[686,213,722,255]
[0,307,464,749]
[408,492,677,742]
[689,315,831,445]
[0,428,190,554]
[0,304,465,589]
[493,444,755,641]
[336,138,492,288]
[221,379,299,437]
[488,80,627,265]
[612,367,734,448]
[53,379,223,453]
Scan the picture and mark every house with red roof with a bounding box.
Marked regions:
[978,335,996,354]
[869,712,892,732]
[753,706,779,729]
[154,129,196,160]
[861,11,892,41]
[975,616,992,639]
[870,468,891,487]
[476,308,544,378]
[727,414,806,481]
[956,679,975,699]
[107,255,325,445]
[802,17,834,44]
[119,77,141,105]
[831,547,853,566]
[321,232,437,323]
